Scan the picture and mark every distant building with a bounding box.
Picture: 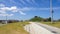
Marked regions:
[0,20,8,24]
[0,20,19,24]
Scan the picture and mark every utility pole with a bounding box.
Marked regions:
[6,15,7,24]
[50,0,53,23]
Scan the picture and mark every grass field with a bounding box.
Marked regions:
[41,22,60,28]
[0,22,29,34]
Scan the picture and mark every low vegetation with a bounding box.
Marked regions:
[41,22,60,28]
[0,22,29,34]
[30,16,60,28]
[30,16,51,22]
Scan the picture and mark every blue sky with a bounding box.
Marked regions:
[0,0,60,20]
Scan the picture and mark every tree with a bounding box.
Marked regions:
[47,17,51,21]
[30,16,43,22]
[57,19,60,22]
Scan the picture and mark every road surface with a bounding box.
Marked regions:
[24,22,55,34]
[35,22,60,34]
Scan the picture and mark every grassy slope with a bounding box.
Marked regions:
[41,22,60,28]
[0,22,29,34]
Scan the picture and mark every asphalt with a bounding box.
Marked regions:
[35,22,60,34]
[24,22,55,34]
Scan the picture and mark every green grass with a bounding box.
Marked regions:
[0,22,29,34]
[40,22,60,28]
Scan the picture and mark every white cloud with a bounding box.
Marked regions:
[10,0,23,7]
[0,10,6,13]
[19,11,26,15]
[26,0,33,5]
[0,4,15,16]
[53,7,60,9]
[10,6,17,10]
[0,4,27,15]
[20,7,49,11]
[19,0,27,5]
[9,14,14,16]
[0,4,60,16]
[0,5,18,13]
[31,0,38,6]
[0,4,5,8]
[19,7,33,11]
[0,6,17,11]
[0,14,13,16]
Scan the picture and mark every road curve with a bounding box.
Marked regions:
[24,22,54,34]
[35,22,60,34]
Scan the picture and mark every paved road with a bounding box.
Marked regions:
[35,22,60,34]
[24,22,54,34]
